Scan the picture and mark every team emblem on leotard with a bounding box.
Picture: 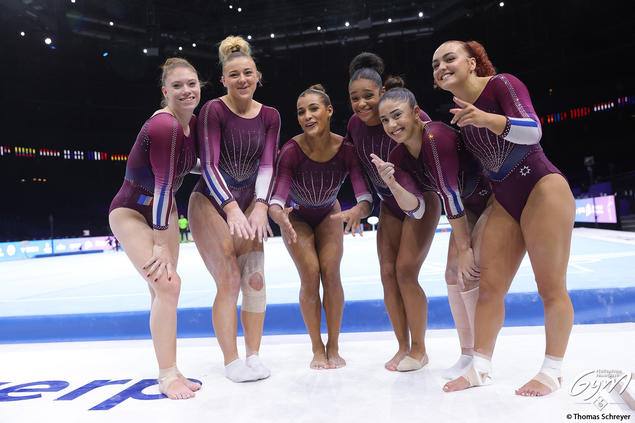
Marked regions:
[479,189,488,196]
[520,165,531,176]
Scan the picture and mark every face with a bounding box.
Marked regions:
[297,93,333,135]
[161,67,200,112]
[378,99,419,144]
[221,56,259,99]
[349,78,382,124]
[431,42,476,91]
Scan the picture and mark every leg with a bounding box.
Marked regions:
[283,212,328,369]
[235,202,267,359]
[394,191,441,370]
[444,198,526,392]
[188,192,242,365]
[516,174,575,396]
[314,201,346,369]
[442,204,492,379]
[376,203,410,370]
[109,206,195,400]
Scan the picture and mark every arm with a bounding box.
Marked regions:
[250,107,281,242]
[450,75,541,145]
[330,144,374,236]
[145,114,183,281]
[198,101,252,239]
[370,153,425,219]
[423,124,478,285]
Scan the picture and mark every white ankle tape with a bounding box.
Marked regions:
[158,365,179,394]
[540,355,563,380]
[237,252,266,313]
[473,352,492,375]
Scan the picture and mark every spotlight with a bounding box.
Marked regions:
[44,37,52,45]
[71,0,75,3]
[247,35,252,40]
[109,21,114,26]
[238,7,242,12]
[344,21,350,27]
[102,52,109,56]
[50,45,56,49]
[20,31,25,36]
[229,4,233,9]
[387,18,392,23]
[178,46,183,51]
[270,33,275,38]
[317,26,321,31]
[192,42,196,47]
[143,48,148,54]
[499,1,504,6]
[418,11,423,17]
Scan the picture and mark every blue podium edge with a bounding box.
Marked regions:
[1,287,633,344]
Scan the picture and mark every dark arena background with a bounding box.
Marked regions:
[0,0,633,240]
[0,1,633,421]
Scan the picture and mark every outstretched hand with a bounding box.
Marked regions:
[370,153,395,186]
[331,205,365,237]
[450,96,491,128]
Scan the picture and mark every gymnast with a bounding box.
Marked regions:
[108,57,201,399]
[188,35,280,382]
[269,84,372,369]
[345,53,442,371]
[370,78,493,380]
[432,40,575,396]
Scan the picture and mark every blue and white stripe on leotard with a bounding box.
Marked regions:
[503,117,541,145]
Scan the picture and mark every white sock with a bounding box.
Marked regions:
[224,359,259,383]
[442,354,473,380]
[246,354,271,380]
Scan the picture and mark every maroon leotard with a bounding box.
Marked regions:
[344,110,434,220]
[270,138,372,228]
[460,74,561,221]
[109,113,197,229]
[390,122,490,219]
[193,98,280,216]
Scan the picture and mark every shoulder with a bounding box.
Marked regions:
[147,112,179,134]
[279,138,302,157]
[346,114,362,129]
[201,98,225,116]
[425,121,457,139]
[261,105,281,122]
[489,73,528,92]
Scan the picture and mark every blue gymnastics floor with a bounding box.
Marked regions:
[0,228,634,343]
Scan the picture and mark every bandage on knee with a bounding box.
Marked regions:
[447,284,473,350]
[236,251,266,312]
[158,364,179,395]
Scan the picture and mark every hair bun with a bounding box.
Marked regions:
[219,35,251,63]
[348,52,384,78]
[384,75,405,91]
[309,83,326,92]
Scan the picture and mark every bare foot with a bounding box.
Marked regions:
[326,353,346,369]
[162,379,195,400]
[443,376,471,392]
[385,349,409,371]
[515,375,562,397]
[310,349,329,370]
[177,374,201,392]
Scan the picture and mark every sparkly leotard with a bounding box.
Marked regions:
[193,98,280,216]
[390,122,490,219]
[344,110,434,220]
[109,113,197,229]
[270,138,372,228]
[460,74,561,221]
